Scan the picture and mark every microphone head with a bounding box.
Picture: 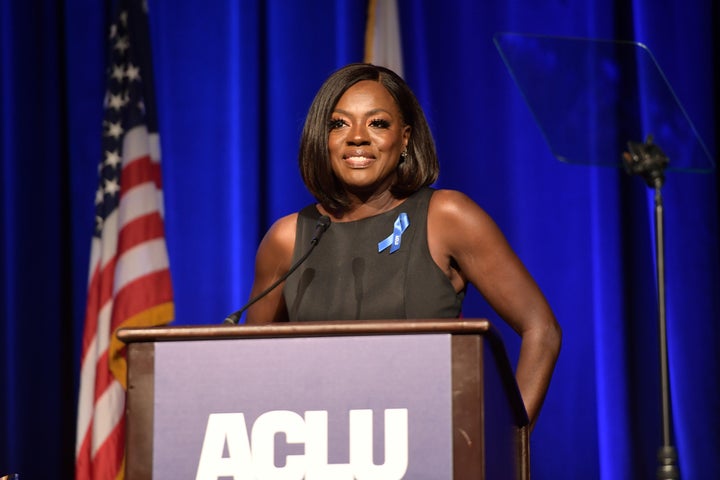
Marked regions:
[311,215,331,245]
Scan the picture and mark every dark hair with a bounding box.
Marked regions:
[298,63,439,213]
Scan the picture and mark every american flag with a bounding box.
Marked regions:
[75,1,174,478]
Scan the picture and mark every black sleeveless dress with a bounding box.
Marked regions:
[283,187,464,321]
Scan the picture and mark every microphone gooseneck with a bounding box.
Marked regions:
[223,215,331,325]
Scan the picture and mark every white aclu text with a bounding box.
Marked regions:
[195,408,408,480]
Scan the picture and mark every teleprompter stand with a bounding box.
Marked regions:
[623,136,676,477]
[494,33,716,480]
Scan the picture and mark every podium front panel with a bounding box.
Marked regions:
[152,334,453,479]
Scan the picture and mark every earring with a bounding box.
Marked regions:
[400,149,408,159]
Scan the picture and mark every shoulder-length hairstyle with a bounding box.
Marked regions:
[298,63,439,214]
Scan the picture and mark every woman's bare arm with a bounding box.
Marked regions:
[244,213,298,324]
[428,189,562,427]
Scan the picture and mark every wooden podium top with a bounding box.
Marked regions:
[117,318,494,344]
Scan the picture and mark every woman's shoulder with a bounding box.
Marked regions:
[270,211,299,232]
[260,211,299,253]
[428,188,484,216]
[427,188,499,240]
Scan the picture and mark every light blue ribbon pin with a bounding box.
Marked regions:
[377,213,409,254]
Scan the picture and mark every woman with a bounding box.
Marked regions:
[245,63,561,427]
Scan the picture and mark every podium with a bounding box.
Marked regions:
[118,319,530,479]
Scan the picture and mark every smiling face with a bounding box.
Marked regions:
[327,80,411,200]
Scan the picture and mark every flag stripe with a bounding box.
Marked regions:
[91,380,126,456]
[121,127,152,168]
[90,415,125,477]
[120,156,157,194]
[112,270,173,322]
[81,259,103,351]
[99,212,120,272]
[92,351,113,405]
[117,211,167,253]
[113,239,170,294]
[76,337,98,454]
[75,436,92,478]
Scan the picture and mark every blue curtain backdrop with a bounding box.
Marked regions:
[1,0,718,478]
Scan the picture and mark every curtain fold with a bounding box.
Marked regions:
[1,0,717,478]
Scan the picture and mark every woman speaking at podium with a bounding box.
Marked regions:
[243,63,561,428]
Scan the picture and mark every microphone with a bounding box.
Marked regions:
[223,215,331,324]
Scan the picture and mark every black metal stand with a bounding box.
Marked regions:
[622,136,680,480]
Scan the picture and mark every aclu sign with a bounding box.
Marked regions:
[153,335,453,479]
[195,409,408,480]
